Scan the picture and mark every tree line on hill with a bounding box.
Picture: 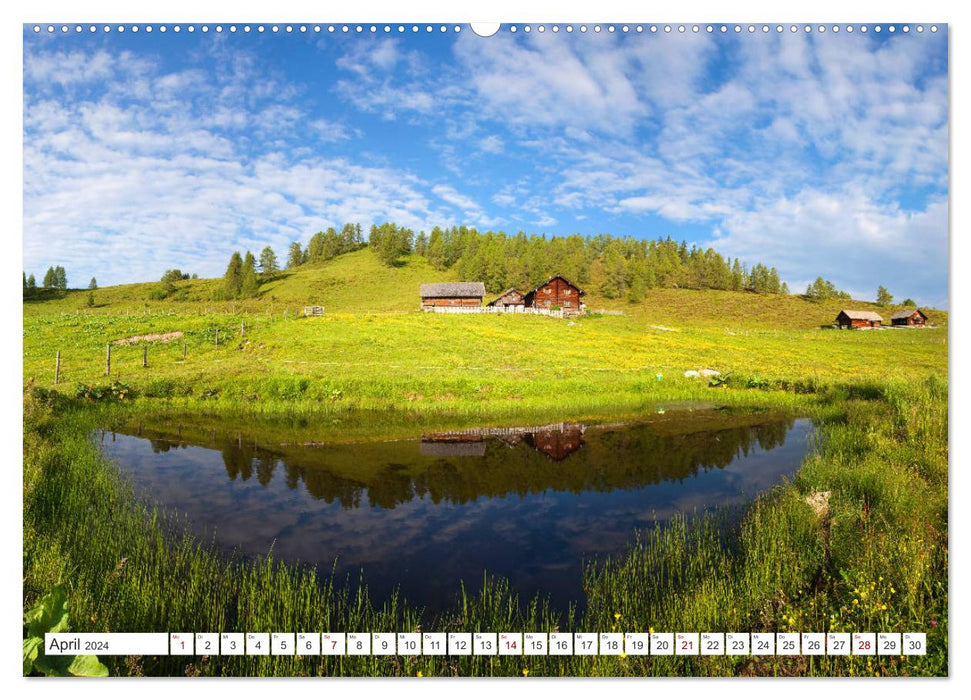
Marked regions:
[367,223,792,302]
[27,222,915,308]
[22,266,69,297]
[279,222,793,301]
[221,222,918,305]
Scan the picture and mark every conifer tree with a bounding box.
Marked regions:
[224,252,243,298]
[259,246,279,277]
[286,242,303,269]
[240,251,259,297]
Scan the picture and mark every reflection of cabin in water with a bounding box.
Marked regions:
[836,310,883,329]
[419,438,486,457]
[524,275,585,314]
[486,288,526,311]
[420,282,486,310]
[421,423,585,461]
[528,425,584,461]
[890,308,928,327]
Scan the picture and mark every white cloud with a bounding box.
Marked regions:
[709,191,948,307]
[431,185,482,214]
[479,134,504,154]
[22,43,485,286]
[453,31,657,135]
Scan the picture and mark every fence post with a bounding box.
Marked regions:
[54,350,60,384]
[183,343,187,361]
[143,345,148,368]
[105,344,111,376]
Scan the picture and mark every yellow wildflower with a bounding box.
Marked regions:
[523,669,530,677]
[417,672,423,677]
[614,612,622,621]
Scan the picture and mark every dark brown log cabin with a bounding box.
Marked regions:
[524,275,585,314]
[836,310,883,329]
[890,308,928,326]
[486,288,526,310]
[420,282,485,310]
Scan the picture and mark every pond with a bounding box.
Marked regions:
[99,407,813,614]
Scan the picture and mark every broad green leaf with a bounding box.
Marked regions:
[34,652,73,676]
[24,585,69,638]
[67,655,109,677]
[22,637,42,676]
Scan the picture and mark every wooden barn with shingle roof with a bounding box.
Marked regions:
[890,308,928,327]
[420,282,485,310]
[486,288,526,310]
[524,275,585,314]
[836,309,883,329]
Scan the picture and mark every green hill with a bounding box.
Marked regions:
[23,246,946,330]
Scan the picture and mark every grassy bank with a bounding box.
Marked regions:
[24,307,947,420]
[23,372,947,676]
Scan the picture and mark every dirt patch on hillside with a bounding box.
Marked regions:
[113,331,184,345]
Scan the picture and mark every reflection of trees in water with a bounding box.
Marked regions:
[149,439,173,454]
[124,416,799,511]
[255,456,276,487]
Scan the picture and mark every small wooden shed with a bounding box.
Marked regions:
[486,288,526,311]
[524,275,585,314]
[836,310,883,329]
[420,282,485,310]
[890,309,928,327]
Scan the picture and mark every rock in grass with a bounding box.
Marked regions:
[700,368,721,377]
[684,370,701,378]
[805,490,831,518]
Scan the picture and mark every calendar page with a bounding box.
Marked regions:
[20,0,950,684]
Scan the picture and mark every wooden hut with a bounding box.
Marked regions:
[835,310,883,329]
[524,275,585,314]
[486,288,526,311]
[890,309,928,327]
[420,282,485,310]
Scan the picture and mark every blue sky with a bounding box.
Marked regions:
[22,24,948,306]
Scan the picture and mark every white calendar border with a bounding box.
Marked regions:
[7,0,963,698]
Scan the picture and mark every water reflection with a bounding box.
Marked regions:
[101,410,811,613]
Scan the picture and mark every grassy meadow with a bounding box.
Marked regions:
[22,248,948,676]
